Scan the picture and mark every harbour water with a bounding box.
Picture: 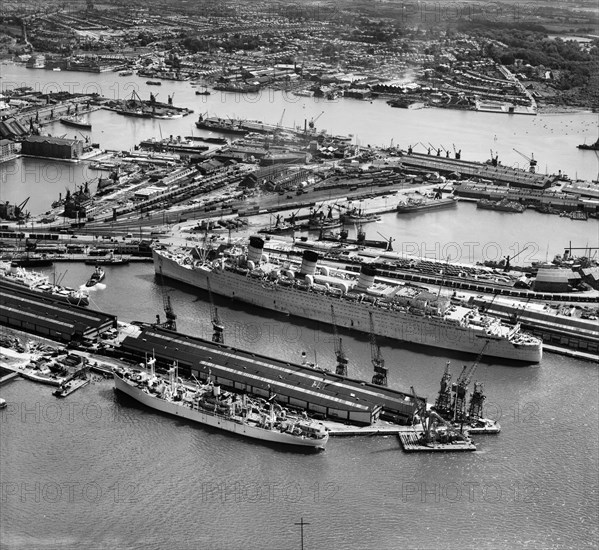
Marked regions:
[1,63,598,549]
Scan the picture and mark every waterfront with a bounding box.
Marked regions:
[1,63,598,216]
[1,61,599,549]
[1,264,597,548]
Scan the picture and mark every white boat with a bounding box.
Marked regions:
[113,360,329,449]
[153,237,542,363]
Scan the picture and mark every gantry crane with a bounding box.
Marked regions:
[452,341,489,423]
[452,143,461,159]
[369,312,387,386]
[513,148,537,173]
[330,305,348,377]
[206,276,224,344]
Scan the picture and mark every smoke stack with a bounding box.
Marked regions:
[247,236,265,264]
[357,264,376,290]
[300,250,319,277]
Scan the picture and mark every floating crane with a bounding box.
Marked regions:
[433,361,453,418]
[156,267,177,331]
[411,386,472,446]
[452,341,489,424]
[206,276,224,344]
[513,148,537,173]
[369,312,387,386]
[330,305,348,376]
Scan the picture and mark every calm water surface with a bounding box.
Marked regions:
[0,63,598,550]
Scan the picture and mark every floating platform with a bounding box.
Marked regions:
[398,431,477,452]
[53,377,89,397]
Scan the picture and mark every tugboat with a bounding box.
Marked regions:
[577,138,599,151]
[85,266,105,287]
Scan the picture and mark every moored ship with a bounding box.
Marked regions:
[153,237,542,363]
[477,198,526,213]
[113,359,329,449]
[195,115,248,136]
[397,195,457,213]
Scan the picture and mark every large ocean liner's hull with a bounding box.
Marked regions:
[114,372,327,449]
[153,250,541,363]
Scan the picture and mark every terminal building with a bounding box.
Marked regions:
[21,136,83,160]
[0,279,116,341]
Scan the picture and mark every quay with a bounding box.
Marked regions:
[0,279,117,341]
[120,325,423,426]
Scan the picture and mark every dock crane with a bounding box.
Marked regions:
[369,312,388,386]
[489,149,499,167]
[452,341,489,424]
[503,244,530,272]
[377,231,394,252]
[330,305,348,377]
[206,276,224,344]
[428,142,443,156]
[308,111,324,130]
[156,267,177,331]
[452,143,461,159]
[513,148,537,173]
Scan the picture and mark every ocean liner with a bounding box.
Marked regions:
[113,359,329,449]
[153,237,542,363]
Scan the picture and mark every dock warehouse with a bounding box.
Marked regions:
[121,326,422,425]
[0,280,116,341]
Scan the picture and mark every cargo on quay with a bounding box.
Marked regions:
[153,238,542,363]
[113,359,329,450]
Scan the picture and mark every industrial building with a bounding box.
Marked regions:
[21,135,83,160]
[120,325,421,425]
[533,268,581,293]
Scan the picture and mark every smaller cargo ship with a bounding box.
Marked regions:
[397,194,457,213]
[60,115,92,130]
[85,266,105,287]
[114,360,329,450]
[577,138,599,151]
[477,198,526,213]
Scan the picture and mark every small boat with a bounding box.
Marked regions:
[84,253,130,266]
[0,398,6,409]
[85,266,105,287]
[53,377,89,398]
[146,80,162,86]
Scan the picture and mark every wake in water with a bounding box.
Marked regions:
[79,283,106,291]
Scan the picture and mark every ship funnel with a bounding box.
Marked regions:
[357,264,377,290]
[300,250,319,277]
[247,236,265,264]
